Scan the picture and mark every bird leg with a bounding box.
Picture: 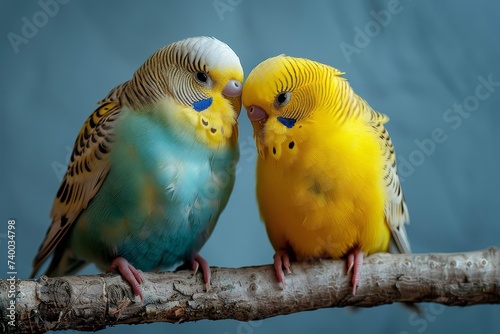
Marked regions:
[273,249,293,289]
[190,253,211,291]
[346,247,364,294]
[106,257,144,300]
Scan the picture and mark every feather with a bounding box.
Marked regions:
[31,103,122,277]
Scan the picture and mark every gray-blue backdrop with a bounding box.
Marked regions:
[1,1,499,333]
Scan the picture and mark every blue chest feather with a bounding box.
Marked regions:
[72,108,238,271]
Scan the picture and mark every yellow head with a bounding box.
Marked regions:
[242,55,347,159]
[122,36,244,150]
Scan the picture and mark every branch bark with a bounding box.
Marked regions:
[2,248,499,333]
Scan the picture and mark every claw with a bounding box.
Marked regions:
[273,249,292,288]
[106,257,144,300]
[190,253,211,291]
[346,248,364,295]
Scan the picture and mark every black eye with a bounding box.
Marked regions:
[275,91,291,108]
[196,71,209,83]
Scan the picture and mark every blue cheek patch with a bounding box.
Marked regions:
[277,116,296,128]
[193,97,213,112]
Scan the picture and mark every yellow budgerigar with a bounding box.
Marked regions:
[242,55,411,293]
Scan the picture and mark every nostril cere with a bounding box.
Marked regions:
[223,79,242,97]
[246,105,268,122]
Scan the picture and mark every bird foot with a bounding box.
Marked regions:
[106,257,144,300]
[346,248,364,295]
[273,249,292,289]
[190,253,211,291]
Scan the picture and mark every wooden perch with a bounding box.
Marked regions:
[1,247,499,333]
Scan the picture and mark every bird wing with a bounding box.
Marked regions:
[358,96,412,254]
[30,102,123,277]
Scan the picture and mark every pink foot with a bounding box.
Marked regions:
[346,248,364,295]
[273,249,292,288]
[106,257,144,300]
[190,253,211,291]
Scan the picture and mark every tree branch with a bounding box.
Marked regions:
[2,247,499,333]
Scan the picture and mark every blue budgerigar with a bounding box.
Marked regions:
[30,37,244,298]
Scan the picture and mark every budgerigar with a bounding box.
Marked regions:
[30,37,244,298]
[242,55,411,293]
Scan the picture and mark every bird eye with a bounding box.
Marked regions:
[274,91,291,108]
[196,71,209,84]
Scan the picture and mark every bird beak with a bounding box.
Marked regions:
[222,79,243,117]
[246,105,268,145]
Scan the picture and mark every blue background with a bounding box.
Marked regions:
[1,0,499,333]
